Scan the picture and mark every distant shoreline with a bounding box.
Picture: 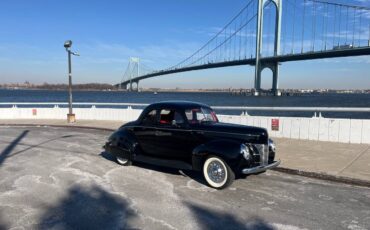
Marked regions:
[0,87,369,95]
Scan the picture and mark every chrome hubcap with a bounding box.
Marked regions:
[117,156,128,164]
[207,160,226,183]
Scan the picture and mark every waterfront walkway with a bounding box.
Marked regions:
[1,119,369,185]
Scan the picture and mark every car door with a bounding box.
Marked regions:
[155,108,193,162]
[134,109,161,156]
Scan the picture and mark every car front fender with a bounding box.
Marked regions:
[192,139,243,171]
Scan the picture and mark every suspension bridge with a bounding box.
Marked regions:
[118,0,370,95]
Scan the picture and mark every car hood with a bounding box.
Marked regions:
[206,122,267,134]
[196,122,269,143]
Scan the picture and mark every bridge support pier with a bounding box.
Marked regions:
[135,81,140,92]
[118,83,128,90]
[254,0,282,96]
[254,61,281,96]
[129,81,139,92]
[271,62,281,96]
[254,65,262,96]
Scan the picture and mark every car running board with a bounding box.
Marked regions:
[134,155,193,170]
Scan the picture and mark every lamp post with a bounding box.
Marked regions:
[64,40,79,123]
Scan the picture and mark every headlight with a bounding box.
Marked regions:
[268,139,276,152]
[240,144,251,160]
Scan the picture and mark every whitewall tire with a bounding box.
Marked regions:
[203,156,235,189]
[116,156,131,166]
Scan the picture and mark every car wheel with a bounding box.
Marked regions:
[203,155,235,189]
[116,156,132,166]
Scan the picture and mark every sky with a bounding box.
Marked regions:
[0,0,369,89]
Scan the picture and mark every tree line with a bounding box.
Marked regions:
[0,82,116,91]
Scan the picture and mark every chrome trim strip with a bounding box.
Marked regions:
[242,160,280,175]
[124,125,260,137]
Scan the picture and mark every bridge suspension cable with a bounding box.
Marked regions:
[284,0,370,55]
[118,0,370,91]
[169,0,259,70]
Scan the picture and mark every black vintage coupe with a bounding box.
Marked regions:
[104,101,280,189]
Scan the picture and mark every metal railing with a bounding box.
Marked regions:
[0,102,149,107]
[211,106,370,112]
[0,102,369,113]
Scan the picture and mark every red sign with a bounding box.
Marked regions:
[32,109,37,116]
[271,119,279,131]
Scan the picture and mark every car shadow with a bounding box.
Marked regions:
[37,184,136,229]
[99,150,117,162]
[185,201,274,230]
[100,151,209,187]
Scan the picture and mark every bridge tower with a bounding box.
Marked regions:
[255,0,282,96]
[120,57,140,92]
[129,57,140,92]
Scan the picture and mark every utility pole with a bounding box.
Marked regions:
[64,40,79,123]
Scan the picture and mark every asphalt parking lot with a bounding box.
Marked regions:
[0,126,369,230]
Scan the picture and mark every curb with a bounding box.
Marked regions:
[0,123,116,132]
[2,123,370,188]
[273,167,370,188]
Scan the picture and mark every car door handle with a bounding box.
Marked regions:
[155,131,171,136]
[192,131,204,135]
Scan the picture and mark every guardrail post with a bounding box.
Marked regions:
[241,111,249,116]
[313,112,323,118]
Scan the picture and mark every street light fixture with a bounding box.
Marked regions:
[64,40,79,123]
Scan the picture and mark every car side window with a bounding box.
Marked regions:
[142,109,157,126]
[185,108,200,124]
[185,110,193,121]
[174,111,185,124]
[159,109,184,126]
[184,107,218,124]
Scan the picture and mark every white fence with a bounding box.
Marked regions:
[0,106,141,122]
[0,105,369,144]
[217,115,370,144]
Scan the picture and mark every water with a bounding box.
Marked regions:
[0,89,369,119]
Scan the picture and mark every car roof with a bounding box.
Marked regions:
[146,101,211,110]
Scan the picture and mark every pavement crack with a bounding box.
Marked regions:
[337,146,370,175]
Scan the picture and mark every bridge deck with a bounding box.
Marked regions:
[118,47,370,86]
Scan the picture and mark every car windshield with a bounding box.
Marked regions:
[185,107,218,124]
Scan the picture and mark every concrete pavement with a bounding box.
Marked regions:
[1,119,369,185]
[1,126,370,230]
[273,138,370,183]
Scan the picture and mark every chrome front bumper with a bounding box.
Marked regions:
[242,160,281,175]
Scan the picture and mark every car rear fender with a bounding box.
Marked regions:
[192,139,242,171]
[107,129,138,158]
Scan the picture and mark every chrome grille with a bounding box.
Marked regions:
[254,144,269,166]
